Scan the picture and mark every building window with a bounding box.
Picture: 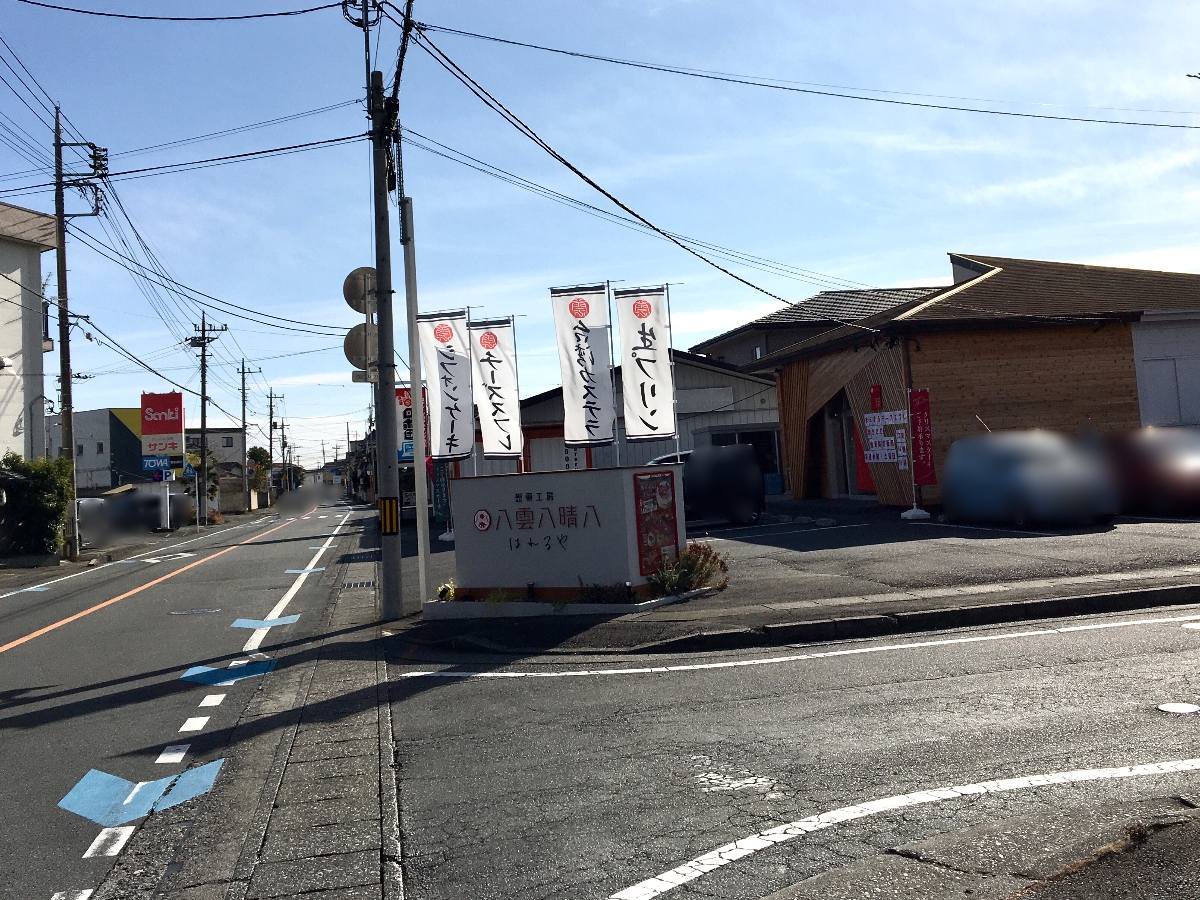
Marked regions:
[754,346,763,360]
[223,436,233,448]
[76,443,84,456]
[96,441,104,454]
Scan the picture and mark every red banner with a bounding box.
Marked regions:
[908,389,937,486]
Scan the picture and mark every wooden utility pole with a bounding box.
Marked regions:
[53,108,78,559]
[188,312,226,525]
[239,359,260,511]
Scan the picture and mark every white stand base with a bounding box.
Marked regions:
[437,529,455,542]
[901,506,931,520]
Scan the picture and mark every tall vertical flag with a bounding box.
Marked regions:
[468,318,523,459]
[416,311,474,460]
[908,389,937,486]
[551,284,616,446]
[614,286,676,441]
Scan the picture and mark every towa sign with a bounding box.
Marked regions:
[141,392,184,458]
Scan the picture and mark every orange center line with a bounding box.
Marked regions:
[0,508,318,655]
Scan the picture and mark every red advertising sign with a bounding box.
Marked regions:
[908,389,937,486]
[633,470,680,576]
[141,392,184,435]
[869,383,882,412]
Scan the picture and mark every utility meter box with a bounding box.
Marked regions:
[450,465,686,601]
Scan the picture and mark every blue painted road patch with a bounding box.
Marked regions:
[284,568,325,574]
[59,760,224,826]
[230,615,300,629]
[180,660,276,686]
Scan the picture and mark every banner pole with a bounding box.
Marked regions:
[606,280,621,468]
[901,387,930,520]
[665,283,681,460]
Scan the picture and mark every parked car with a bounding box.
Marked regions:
[1104,426,1200,516]
[942,430,1118,527]
[649,443,765,525]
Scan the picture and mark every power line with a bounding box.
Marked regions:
[16,0,343,21]
[416,19,1200,131]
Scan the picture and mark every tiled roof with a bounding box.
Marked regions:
[752,287,944,325]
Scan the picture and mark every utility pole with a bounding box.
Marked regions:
[239,359,260,511]
[267,389,282,501]
[321,440,326,469]
[362,7,404,620]
[188,312,226,525]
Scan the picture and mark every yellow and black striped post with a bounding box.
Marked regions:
[378,496,399,536]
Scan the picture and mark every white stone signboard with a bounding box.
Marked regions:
[450,466,686,600]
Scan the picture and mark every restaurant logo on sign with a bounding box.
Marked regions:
[569,297,589,318]
[141,392,184,459]
[479,331,498,350]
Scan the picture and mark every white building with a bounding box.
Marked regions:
[0,201,53,460]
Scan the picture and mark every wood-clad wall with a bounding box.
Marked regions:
[910,323,1142,502]
[776,361,808,495]
[844,346,913,506]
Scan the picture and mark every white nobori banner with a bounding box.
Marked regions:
[551,284,616,446]
[468,318,523,459]
[417,311,475,460]
[615,286,676,441]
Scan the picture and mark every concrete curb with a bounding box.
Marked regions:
[634,583,1200,654]
[421,589,707,619]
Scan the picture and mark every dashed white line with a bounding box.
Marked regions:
[199,694,224,707]
[610,757,1200,900]
[51,891,94,900]
[179,717,209,732]
[395,610,1200,682]
[82,826,135,858]
[155,744,190,764]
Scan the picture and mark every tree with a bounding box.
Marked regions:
[247,446,271,491]
[0,453,72,556]
[184,449,219,500]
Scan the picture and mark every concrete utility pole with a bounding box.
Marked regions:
[239,359,260,511]
[53,108,78,559]
[188,312,226,525]
[267,389,282,500]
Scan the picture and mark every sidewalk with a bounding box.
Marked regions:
[397,502,1200,654]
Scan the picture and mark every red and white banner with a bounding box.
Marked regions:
[908,389,937,486]
[140,392,184,457]
[551,285,616,446]
[614,286,676,442]
[417,311,474,460]
[468,318,523,459]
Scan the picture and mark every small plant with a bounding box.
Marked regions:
[437,580,456,601]
[577,578,631,604]
[649,541,730,597]
[484,588,524,604]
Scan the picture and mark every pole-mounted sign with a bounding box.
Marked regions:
[614,286,676,442]
[551,284,616,446]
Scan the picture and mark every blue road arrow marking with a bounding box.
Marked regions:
[284,568,325,574]
[58,770,175,827]
[21,587,48,592]
[180,660,276,686]
[153,759,224,813]
[230,615,300,630]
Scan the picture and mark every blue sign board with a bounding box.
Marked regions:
[400,439,414,462]
[183,463,196,479]
[142,455,172,471]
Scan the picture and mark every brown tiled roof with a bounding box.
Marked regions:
[744,254,1200,371]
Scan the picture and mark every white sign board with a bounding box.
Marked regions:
[468,318,523,459]
[450,466,686,596]
[551,285,616,446]
[615,286,676,442]
[417,311,474,460]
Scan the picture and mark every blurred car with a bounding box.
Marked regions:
[649,443,765,525]
[942,430,1118,527]
[106,492,166,533]
[1105,426,1200,516]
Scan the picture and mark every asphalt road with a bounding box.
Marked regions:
[0,485,357,900]
[387,604,1200,899]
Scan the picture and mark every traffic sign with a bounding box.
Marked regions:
[183,463,196,479]
[343,267,377,314]
[344,323,378,371]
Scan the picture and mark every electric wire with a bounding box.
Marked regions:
[16,0,343,21]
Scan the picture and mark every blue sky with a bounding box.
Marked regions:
[4,0,1200,465]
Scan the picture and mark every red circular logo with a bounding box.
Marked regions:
[473,509,491,531]
[568,298,590,319]
[632,298,652,319]
[479,331,498,350]
[433,323,453,343]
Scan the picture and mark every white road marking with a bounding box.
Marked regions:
[1183,623,1200,630]
[199,694,224,707]
[155,745,189,764]
[83,826,135,858]
[610,757,1200,900]
[179,717,209,732]
[51,890,94,899]
[122,782,149,805]
[396,610,1200,682]
[241,512,352,653]
[1159,703,1200,714]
